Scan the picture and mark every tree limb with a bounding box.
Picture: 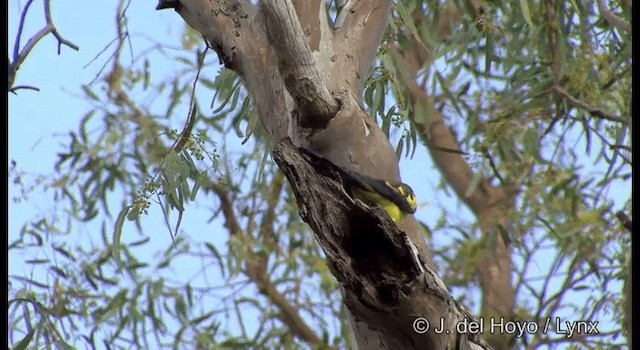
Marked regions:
[12,0,36,68]
[261,0,339,129]
[43,0,79,54]
[551,85,631,125]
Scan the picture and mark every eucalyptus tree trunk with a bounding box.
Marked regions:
[160,0,498,348]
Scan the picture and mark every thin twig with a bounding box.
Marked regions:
[120,0,135,62]
[84,36,120,85]
[610,144,632,152]
[9,85,40,93]
[483,148,505,185]
[173,48,207,154]
[551,85,630,125]
[83,37,119,68]
[575,116,633,165]
[113,0,127,62]
[87,0,129,86]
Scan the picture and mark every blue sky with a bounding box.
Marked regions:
[8,1,630,348]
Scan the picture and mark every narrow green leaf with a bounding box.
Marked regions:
[408,120,417,158]
[49,266,69,279]
[372,81,384,117]
[25,259,50,264]
[496,223,512,246]
[255,145,270,185]
[174,207,184,236]
[242,110,260,145]
[53,244,76,262]
[143,59,150,90]
[12,329,35,350]
[113,206,131,271]
[364,83,375,110]
[79,111,96,143]
[523,127,541,161]
[81,85,100,101]
[190,311,216,326]
[395,1,425,50]
[226,82,243,113]
[10,276,50,289]
[381,105,393,136]
[190,171,208,201]
[395,137,404,160]
[126,207,141,221]
[211,74,239,114]
[485,33,493,74]
[211,71,238,112]
[199,77,216,89]
[205,242,226,278]
[129,237,151,247]
[520,0,535,29]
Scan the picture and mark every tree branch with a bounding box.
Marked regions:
[261,0,339,129]
[43,0,79,54]
[334,0,393,91]
[8,85,40,93]
[9,0,79,91]
[13,0,36,66]
[596,0,630,34]
[551,85,631,125]
[273,137,493,350]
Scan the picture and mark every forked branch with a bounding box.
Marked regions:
[262,0,339,128]
[273,137,493,350]
[9,0,79,92]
